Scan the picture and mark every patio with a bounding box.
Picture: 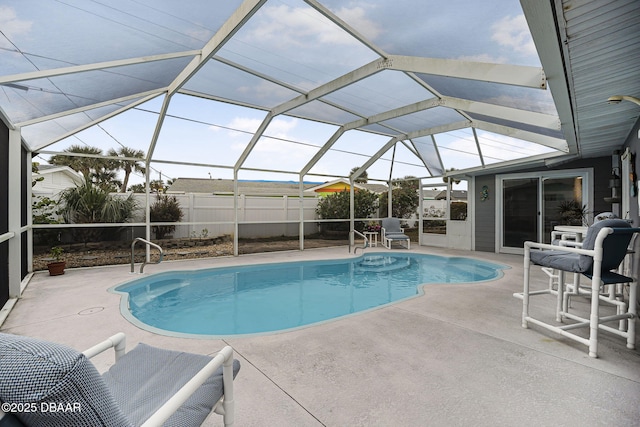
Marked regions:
[3,246,639,426]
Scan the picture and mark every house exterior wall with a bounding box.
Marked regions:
[624,116,640,226]
[32,170,82,197]
[314,182,351,197]
[474,175,496,252]
[473,156,612,253]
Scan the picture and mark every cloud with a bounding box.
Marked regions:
[0,6,32,48]
[333,6,383,41]
[246,4,366,49]
[491,15,537,57]
[224,117,311,159]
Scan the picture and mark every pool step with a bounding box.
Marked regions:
[356,256,411,272]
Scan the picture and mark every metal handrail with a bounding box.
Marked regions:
[349,229,369,254]
[131,238,163,273]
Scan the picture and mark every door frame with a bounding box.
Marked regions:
[495,168,593,254]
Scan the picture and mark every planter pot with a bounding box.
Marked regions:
[47,261,66,276]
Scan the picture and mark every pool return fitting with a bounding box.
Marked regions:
[131,238,164,273]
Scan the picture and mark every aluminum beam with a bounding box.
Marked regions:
[520,0,578,153]
[0,50,200,85]
[30,92,162,152]
[388,55,547,89]
[439,97,561,130]
[18,89,163,128]
[472,120,568,152]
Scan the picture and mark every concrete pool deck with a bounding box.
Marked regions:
[2,245,640,426]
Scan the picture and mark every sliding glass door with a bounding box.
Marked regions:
[502,178,539,249]
[498,170,591,253]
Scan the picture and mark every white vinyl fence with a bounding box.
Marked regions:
[132,193,320,239]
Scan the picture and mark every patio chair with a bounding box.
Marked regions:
[520,218,639,357]
[0,332,240,426]
[381,218,410,249]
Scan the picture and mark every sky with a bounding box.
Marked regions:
[0,0,558,189]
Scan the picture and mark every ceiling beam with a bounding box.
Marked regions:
[303,0,388,58]
[30,92,161,152]
[150,0,268,164]
[388,55,547,89]
[236,56,389,171]
[520,0,579,154]
[472,120,568,151]
[17,89,164,128]
[167,0,267,96]
[439,96,561,130]
[272,58,387,116]
[0,50,200,85]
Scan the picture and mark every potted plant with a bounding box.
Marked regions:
[47,246,66,276]
[557,200,588,225]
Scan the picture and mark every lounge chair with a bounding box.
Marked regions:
[520,218,639,357]
[381,217,410,249]
[0,332,240,426]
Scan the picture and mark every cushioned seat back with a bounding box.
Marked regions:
[0,333,131,427]
[579,219,632,272]
[382,218,402,233]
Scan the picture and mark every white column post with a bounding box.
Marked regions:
[8,128,22,298]
[26,150,33,272]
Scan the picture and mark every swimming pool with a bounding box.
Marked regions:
[112,253,508,337]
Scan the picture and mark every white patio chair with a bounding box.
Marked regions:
[381,218,410,249]
[520,218,639,358]
[0,332,240,426]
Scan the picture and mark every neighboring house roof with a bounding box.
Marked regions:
[167,178,321,196]
[305,178,388,194]
[435,190,468,200]
[423,190,442,199]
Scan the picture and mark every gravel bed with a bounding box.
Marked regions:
[32,239,350,272]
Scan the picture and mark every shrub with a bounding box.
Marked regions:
[150,194,183,239]
[450,201,468,221]
[316,189,378,232]
[58,180,137,243]
[378,179,419,220]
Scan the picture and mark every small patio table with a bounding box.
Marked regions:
[364,231,378,247]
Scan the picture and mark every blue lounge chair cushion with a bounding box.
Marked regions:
[578,218,631,271]
[530,250,583,272]
[381,218,404,234]
[0,333,131,427]
[102,343,240,426]
[385,233,409,240]
[530,218,632,275]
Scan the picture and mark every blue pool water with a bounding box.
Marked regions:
[112,253,507,337]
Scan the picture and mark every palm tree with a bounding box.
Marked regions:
[49,145,105,181]
[107,147,146,192]
[58,180,138,243]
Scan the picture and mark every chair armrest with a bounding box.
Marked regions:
[524,241,594,257]
[558,240,583,248]
[525,227,616,257]
[82,332,127,362]
[141,346,235,427]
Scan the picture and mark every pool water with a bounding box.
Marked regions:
[112,253,507,337]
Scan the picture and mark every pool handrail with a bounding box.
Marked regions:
[131,238,164,273]
[349,229,369,254]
